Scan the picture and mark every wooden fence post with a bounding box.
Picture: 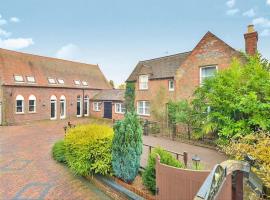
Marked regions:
[183,152,188,167]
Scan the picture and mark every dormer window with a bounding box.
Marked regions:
[14,75,24,82]
[74,80,81,85]
[26,76,36,83]
[139,75,148,90]
[57,79,64,84]
[82,81,88,86]
[169,80,174,91]
[48,78,56,84]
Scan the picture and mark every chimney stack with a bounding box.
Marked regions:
[244,25,258,56]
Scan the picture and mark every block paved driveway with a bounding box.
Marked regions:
[0,119,112,200]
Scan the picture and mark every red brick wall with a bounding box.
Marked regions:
[2,86,101,124]
[175,32,243,100]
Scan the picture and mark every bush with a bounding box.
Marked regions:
[142,147,184,194]
[112,112,143,183]
[52,140,66,163]
[222,132,270,188]
[64,124,113,176]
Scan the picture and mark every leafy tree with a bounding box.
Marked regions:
[125,82,135,112]
[117,83,126,89]
[109,80,115,88]
[112,112,143,183]
[192,55,270,142]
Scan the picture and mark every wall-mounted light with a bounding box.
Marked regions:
[192,155,201,170]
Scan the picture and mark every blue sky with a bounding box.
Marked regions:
[0,0,269,85]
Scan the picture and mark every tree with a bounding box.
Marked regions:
[117,83,126,89]
[109,80,115,88]
[112,112,143,183]
[125,82,135,112]
[192,55,270,143]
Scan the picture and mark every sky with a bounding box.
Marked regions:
[0,0,269,86]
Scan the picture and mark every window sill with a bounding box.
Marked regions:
[169,89,175,92]
[28,111,36,114]
[15,112,25,115]
[137,113,150,117]
[50,118,57,120]
[115,112,125,114]
[93,110,101,112]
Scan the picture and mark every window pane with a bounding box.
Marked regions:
[27,76,35,83]
[29,100,35,112]
[14,75,24,82]
[77,101,81,115]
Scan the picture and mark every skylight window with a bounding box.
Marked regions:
[74,80,81,85]
[48,78,56,84]
[26,76,36,83]
[82,81,88,86]
[14,75,24,82]
[58,79,64,84]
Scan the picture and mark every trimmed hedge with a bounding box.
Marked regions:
[142,147,184,194]
[52,140,66,163]
[64,124,113,176]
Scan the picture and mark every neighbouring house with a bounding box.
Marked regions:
[90,89,125,121]
[126,25,258,120]
[0,48,124,125]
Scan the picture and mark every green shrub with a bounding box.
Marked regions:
[64,124,113,176]
[52,140,66,163]
[142,147,184,194]
[112,112,143,183]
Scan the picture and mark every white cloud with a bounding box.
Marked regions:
[0,28,11,37]
[0,18,7,26]
[267,0,270,5]
[10,17,20,23]
[242,9,255,17]
[226,0,235,8]
[261,29,270,37]
[56,43,82,61]
[226,8,239,16]
[0,38,34,50]
[253,17,270,28]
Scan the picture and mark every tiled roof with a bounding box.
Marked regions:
[0,48,111,89]
[92,89,125,101]
[126,51,191,81]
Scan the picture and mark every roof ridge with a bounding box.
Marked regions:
[141,51,191,62]
[0,48,98,67]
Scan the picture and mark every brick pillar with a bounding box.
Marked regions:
[244,25,258,56]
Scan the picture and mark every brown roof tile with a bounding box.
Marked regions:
[92,89,125,101]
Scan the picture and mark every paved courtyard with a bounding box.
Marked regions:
[0,118,227,199]
[0,119,112,200]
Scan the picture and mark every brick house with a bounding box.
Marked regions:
[0,48,125,125]
[126,25,258,120]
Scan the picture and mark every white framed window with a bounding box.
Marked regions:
[74,80,81,85]
[77,95,82,117]
[137,101,150,116]
[28,95,36,113]
[139,75,148,90]
[200,66,218,84]
[26,76,36,83]
[57,79,65,84]
[82,81,88,86]
[60,95,66,119]
[93,102,102,112]
[169,80,174,91]
[84,95,89,116]
[15,95,24,114]
[48,78,56,84]
[50,95,57,120]
[115,103,126,114]
[14,75,24,82]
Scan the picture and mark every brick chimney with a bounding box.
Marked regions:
[244,25,258,55]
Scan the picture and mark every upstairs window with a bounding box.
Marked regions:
[74,80,81,85]
[139,75,148,90]
[115,103,126,114]
[14,75,24,82]
[137,101,150,116]
[28,95,36,113]
[26,76,36,83]
[48,78,56,84]
[15,95,24,113]
[200,66,217,84]
[169,80,174,91]
[82,81,88,86]
[57,79,65,84]
[93,102,102,111]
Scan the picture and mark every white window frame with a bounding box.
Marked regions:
[169,80,174,91]
[137,101,150,116]
[82,81,88,86]
[15,95,24,114]
[28,95,36,113]
[48,78,56,84]
[50,95,57,120]
[74,80,81,86]
[60,95,66,119]
[57,79,65,84]
[14,75,24,83]
[115,103,126,114]
[139,75,148,90]
[26,76,36,83]
[200,65,218,84]
[93,102,102,112]
[77,95,82,117]
[84,95,89,116]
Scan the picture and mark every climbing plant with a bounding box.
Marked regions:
[125,82,135,112]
